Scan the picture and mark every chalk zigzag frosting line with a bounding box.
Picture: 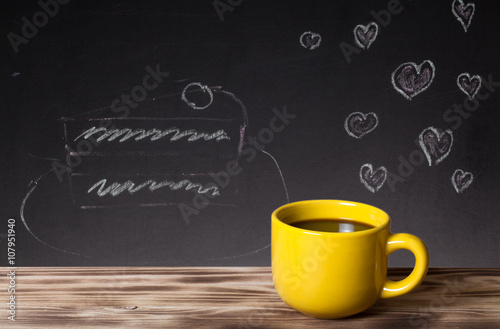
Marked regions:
[88,178,221,197]
[75,126,230,143]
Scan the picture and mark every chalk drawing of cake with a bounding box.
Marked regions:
[60,83,247,209]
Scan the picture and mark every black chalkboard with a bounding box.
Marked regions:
[2,0,499,266]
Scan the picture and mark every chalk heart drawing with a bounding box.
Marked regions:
[451,169,474,194]
[353,22,379,50]
[419,126,454,166]
[344,112,378,139]
[452,0,475,32]
[359,164,387,193]
[300,31,321,50]
[391,60,436,100]
[457,73,481,100]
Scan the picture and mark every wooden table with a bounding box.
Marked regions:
[1,268,499,328]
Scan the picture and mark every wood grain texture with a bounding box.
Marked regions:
[0,268,499,329]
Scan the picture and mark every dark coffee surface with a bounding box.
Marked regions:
[290,219,375,233]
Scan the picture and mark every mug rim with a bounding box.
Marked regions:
[272,199,390,236]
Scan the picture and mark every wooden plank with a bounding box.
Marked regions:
[1,268,499,328]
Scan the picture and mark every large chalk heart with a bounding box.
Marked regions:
[457,73,481,100]
[300,31,321,50]
[392,60,436,100]
[419,127,454,166]
[344,112,378,139]
[359,163,387,193]
[452,0,475,32]
[353,22,379,50]
[451,169,474,193]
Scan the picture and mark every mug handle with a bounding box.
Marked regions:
[380,233,429,299]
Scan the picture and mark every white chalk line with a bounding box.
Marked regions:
[208,150,289,261]
[260,149,290,203]
[20,169,89,258]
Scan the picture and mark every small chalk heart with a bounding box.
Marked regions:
[451,169,474,193]
[419,126,454,166]
[452,0,475,32]
[457,73,481,100]
[300,31,322,50]
[353,22,379,50]
[360,163,387,193]
[344,112,378,139]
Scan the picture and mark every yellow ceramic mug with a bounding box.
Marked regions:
[271,200,429,319]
